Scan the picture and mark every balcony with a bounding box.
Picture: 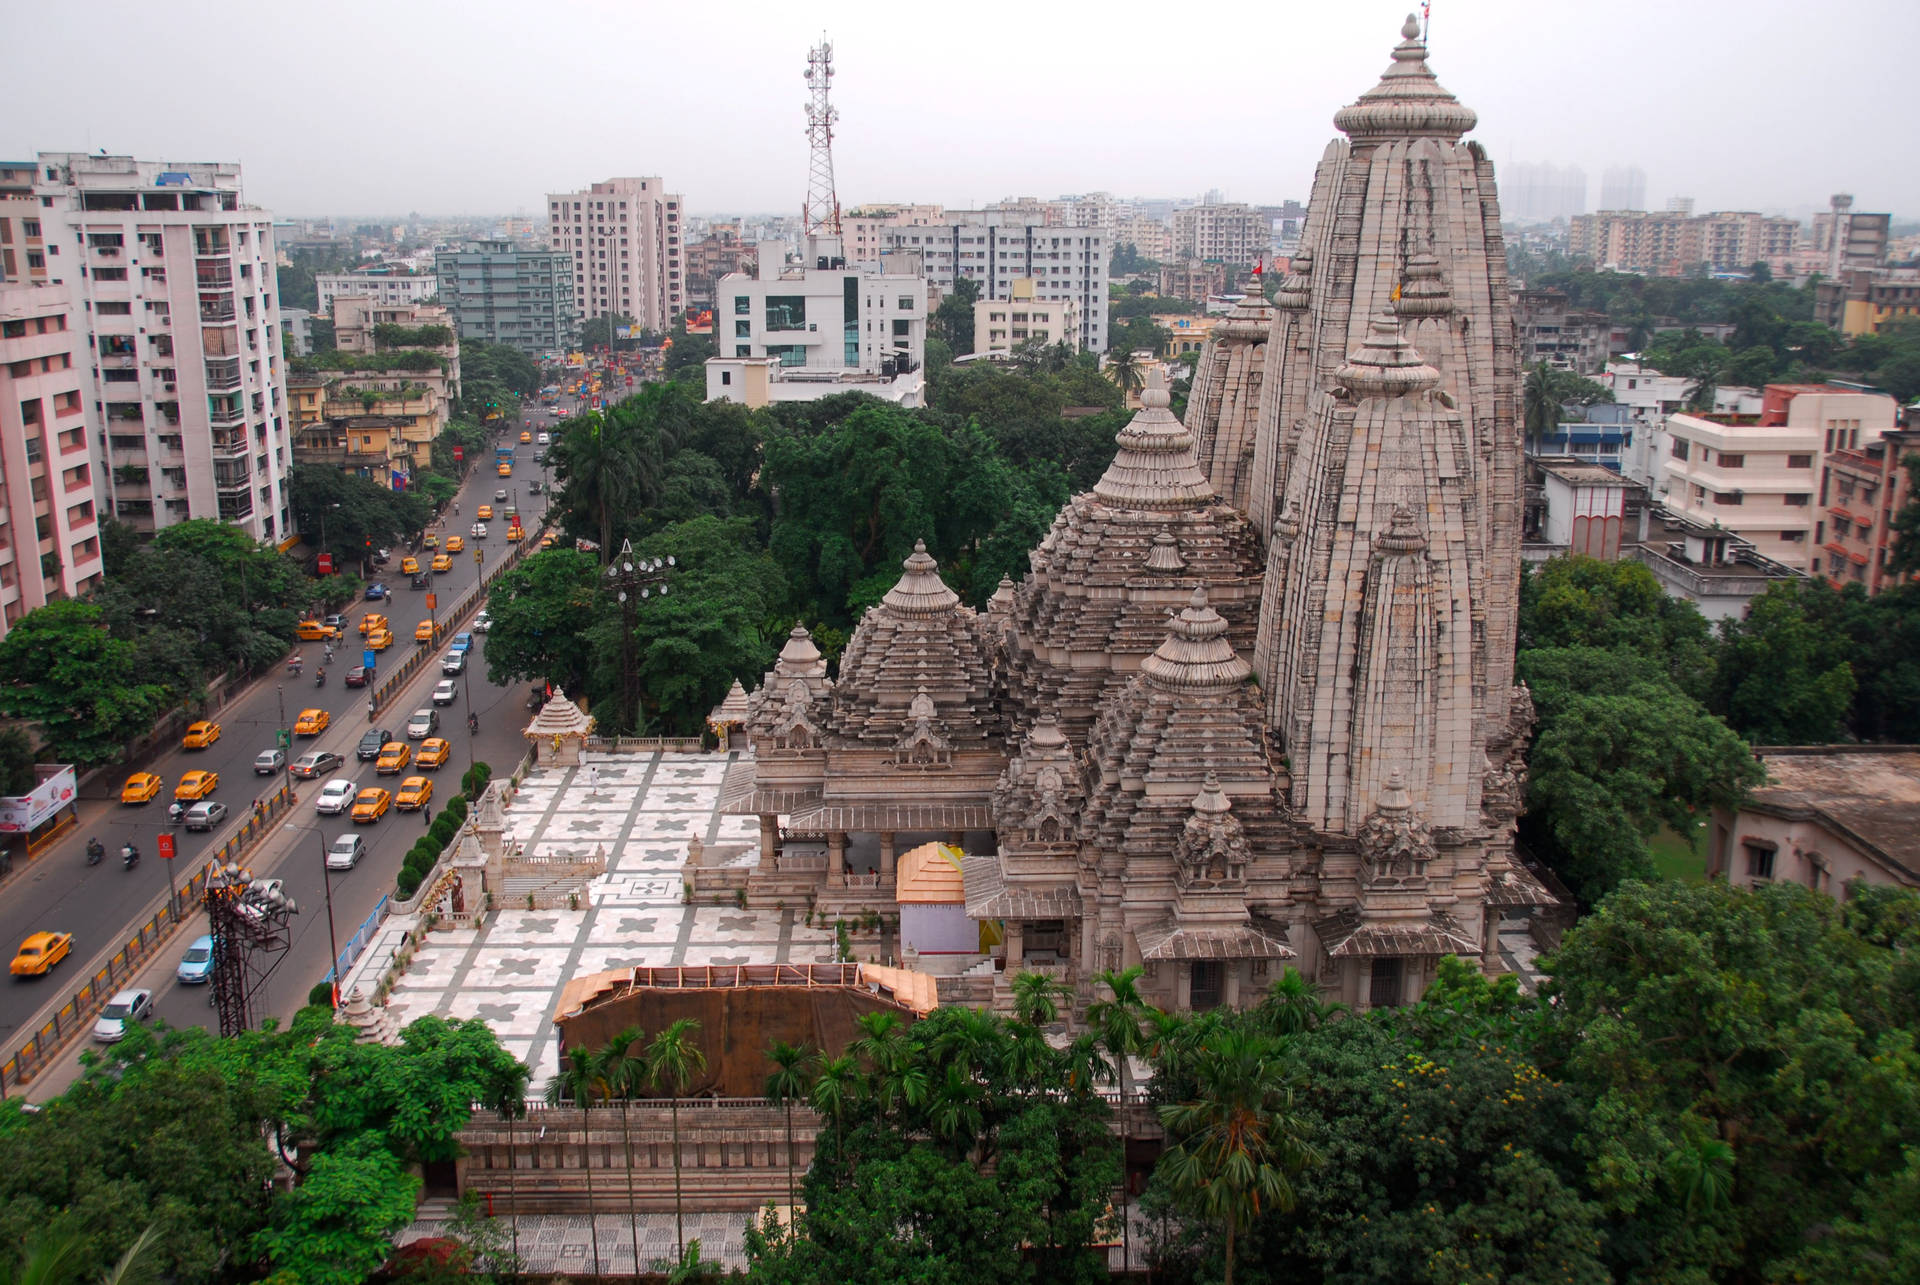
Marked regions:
[198,300,236,324]
[207,397,245,427]
[210,430,248,458]
[195,265,233,289]
[204,358,242,391]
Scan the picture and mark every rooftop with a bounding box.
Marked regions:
[1745,746,1920,883]
[1536,458,1633,487]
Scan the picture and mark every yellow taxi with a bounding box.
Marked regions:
[296,619,338,642]
[120,772,164,805]
[374,742,412,775]
[423,532,439,549]
[294,708,330,736]
[181,720,221,749]
[366,627,394,651]
[520,430,532,444]
[359,612,389,637]
[506,525,524,542]
[400,556,420,575]
[431,554,453,574]
[497,462,512,477]
[476,504,494,520]
[350,787,391,824]
[413,619,438,642]
[415,737,451,769]
[173,770,219,801]
[10,932,72,977]
[446,535,465,553]
[395,776,434,811]
[540,533,556,549]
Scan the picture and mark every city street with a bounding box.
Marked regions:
[1,414,560,1071]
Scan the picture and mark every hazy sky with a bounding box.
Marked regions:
[5,0,1911,221]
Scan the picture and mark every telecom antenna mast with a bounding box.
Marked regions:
[803,37,842,236]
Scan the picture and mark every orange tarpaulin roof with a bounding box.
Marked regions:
[895,842,965,904]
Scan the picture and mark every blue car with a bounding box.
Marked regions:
[177,934,215,984]
[448,632,474,654]
[365,582,390,600]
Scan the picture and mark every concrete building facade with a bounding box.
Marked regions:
[1170,202,1268,265]
[973,278,1080,355]
[1569,208,1800,276]
[313,268,434,316]
[434,240,578,356]
[546,177,684,333]
[1816,427,1919,595]
[1710,747,1920,894]
[884,211,1107,352]
[34,154,289,542]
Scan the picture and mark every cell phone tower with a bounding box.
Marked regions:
[803,36,842,237]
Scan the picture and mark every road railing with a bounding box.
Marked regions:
[368,530,541,719]
[0,783,296,1097]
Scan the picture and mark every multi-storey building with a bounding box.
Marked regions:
[682,223,758,311]
[884,211,1107,352]
[1816,427,1919,594]
[0,265,102,635]
[1811,195,1890,274]
[1661,383,1899,571]
[843,204,944,268]
[972,278,1080,356]
[33,154,288,542]
[1598,165,1646,212]
[1170,202,1269,265]
[705,235,927,407]
[1814,267,1920,336]
[546,177,683,333]
[1157,259,1228,303]
[1115,215,1170,263]
[313,267,435,316]
[434,240,578,356]
[1569,208,1800,276]
[1512,287,1623,373]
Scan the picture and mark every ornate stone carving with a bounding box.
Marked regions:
[770,679,822,751]
[892,686,953,769]
[1171,774,1251,889]
[1355,769,1435,886]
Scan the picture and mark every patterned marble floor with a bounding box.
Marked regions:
[382,751,838,1080]
[400,1207,763,1274]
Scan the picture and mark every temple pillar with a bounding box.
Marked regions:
[1006,922,1025,968]
[878,831,896,889]
[1225,963,1243,1010]
[1175,964,1193,1010]
[758,815,778,872]
[828,831,847,888]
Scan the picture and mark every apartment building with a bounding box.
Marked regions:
[972,278,1080,356]
[546,177,683,333]
[1569,208,1800,276]
[313,267,435,316]
[1158,259,1228,303]
[884,210,1106,352]
[33,154,288,542]
[0,266,102,634]
[1816,427,1919,594]
[1170,202,1269,265]
[1115,215,1170,263]
[1661,383,1899,572]
[1814,267,1920,337]
[706,235,927,407]
[434,240,578,355]
[843,204,944,268]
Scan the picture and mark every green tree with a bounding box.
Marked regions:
[255,1138,421,1285]
[1010,971,1070,1030]
[764,1040,820,1216]
[931,275,979,353]
[287,462,432,570]
[648,1018,708,1259]
[0,727,39,796]
[1709,580,1856,743]
[1521,554,1717,698]
[1156,1028,1320,1285]
[549,409,638,555]
[541,1046,604,1275]
[594,1027,650,1275]
[0,601,170,765]
[480,548,603,694]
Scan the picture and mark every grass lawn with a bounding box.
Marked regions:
[1649,822,1709,882]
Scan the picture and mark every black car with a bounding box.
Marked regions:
[357,728,393,761]
[410,572,431,590]
[366,582,389,600]
[344,665,372,688]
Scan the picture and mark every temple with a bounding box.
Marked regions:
[721,15,1552,1014]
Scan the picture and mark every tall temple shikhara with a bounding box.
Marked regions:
[722,15,1553,1013]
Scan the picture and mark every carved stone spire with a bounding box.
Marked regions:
[1333,13,1478,141]
[882,540,962,616]
[1092,369,1217,510]
[1334,314,1440,400]
[1140,588,1253,692]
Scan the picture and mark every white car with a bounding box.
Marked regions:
[315,778,359,815]
[326,833,365,871]
[472,611,492,633]
[93,988,154,1042]
[440,649,467,675]
[432,679,459,706]
[471,522,488,539]
[407,707,439,739]
[536,431,550,445]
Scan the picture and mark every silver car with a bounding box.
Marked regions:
[93,988,154,1042]
[326,833,365,871]
[406,708,439,739]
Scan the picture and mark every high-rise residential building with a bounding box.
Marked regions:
[33,154,288,542]
[842,204,945,267]
[705,235,927,408]
[434,240,578,355]
[1503,162,1587,222]
[546,177,684,333]
[1569,208,1800,276]
[313,267,435,316]
[0,197,102,634]
[1599,165,1647,211]
[972,278,1081,356]
[1170,202,1269,265]
[1811,195,1891,274]
[1115,215,1170,262]
[886,210,1107,351]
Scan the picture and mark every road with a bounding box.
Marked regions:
[1,415,560,1067]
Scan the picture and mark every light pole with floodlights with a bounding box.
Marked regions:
[602,539,673,735]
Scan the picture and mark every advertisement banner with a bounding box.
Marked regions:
[0,765,78,834]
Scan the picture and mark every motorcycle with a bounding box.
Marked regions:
[121,843,140,870]
[315,667,327,688]
[467,712,479,734]
[168,801,187,825]
[85,837,104,865]
[286,655,303,674]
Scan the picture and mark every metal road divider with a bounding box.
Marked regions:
[0,783,296,1096]
[368,532,541,718]
[322,895,389,990]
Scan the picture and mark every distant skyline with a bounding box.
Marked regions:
[6,0,1913,223]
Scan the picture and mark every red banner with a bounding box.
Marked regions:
[317,553,333,575]
[157,833,175,861]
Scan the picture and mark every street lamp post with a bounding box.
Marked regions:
[602,539,673,735]
[319,829,342,1008]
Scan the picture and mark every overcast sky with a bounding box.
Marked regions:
[5,0,1911,222]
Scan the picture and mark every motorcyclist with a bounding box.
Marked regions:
[467,711,479,734]
[122,842,140,869]
[86,837,104,865]
[315,667,327,687]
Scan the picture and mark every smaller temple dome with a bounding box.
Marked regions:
[1335,314,1440,399]
[1274,248,1313,312]
[1395,240,1453,317]
[1333,14,1479,141]
[883,540,962,617]
[775,625,827,680]
[1141,588,1254,691]
[1091,370,1217,511]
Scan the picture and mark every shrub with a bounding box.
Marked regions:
[307,981,335,1007]
[396,866,422,899]
[447,795,468,822]
[429,816,457,847]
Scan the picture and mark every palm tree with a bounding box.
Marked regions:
[595,1025,651,1276]
[1157,1029,1321,1285]
[1010,970,1069,1030]
[809,1053,859,1181]
[542,1045,604,1276]
[1,1224,159,1285]
[1108,348,1145,398]
[648,1017,708,1261]
[658,1237,722,1284]
[1085,965,1148,1100]
[928,1061,986,1159]
[1062,1032,1112,1100]
[1522,361,1564,449]
[763,1039,819,1217]
[552,411,637,554]
[1254,966,1344,1038]
[854,1010,925,1119]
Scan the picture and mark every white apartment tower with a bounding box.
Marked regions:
[888,210,1107,351]
[546,177,684,333]
[34,154,289,543]
[1171,202,1269,265]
